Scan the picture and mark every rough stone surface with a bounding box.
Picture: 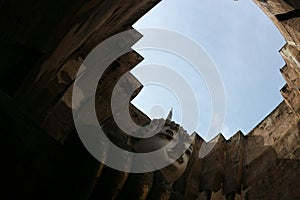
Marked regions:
[223,132,245,195]
[7,0,300,199]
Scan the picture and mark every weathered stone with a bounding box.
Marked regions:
[13,0,160,134]
[199,134,226,193]
[172,133,204,199]
[6,0,300,199]
[254,0,294,15]
[42,69,144,142]
[223,131,245,195]
[117,173,154,200]
[90,166,129,200]
[276,10,300,45]
[248,102,297,149]
[197,190,212,200]
[147,172,171,200]
[280,64,300,93]
[280,44,300,73]
[281,84,300,117]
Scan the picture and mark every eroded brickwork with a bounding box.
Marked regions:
[5,0,300,199]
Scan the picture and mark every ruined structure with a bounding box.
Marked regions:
[5,0,300,199]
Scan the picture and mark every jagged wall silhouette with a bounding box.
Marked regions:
[3,0,300,199]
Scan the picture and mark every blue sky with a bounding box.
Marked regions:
[130,0,286,140]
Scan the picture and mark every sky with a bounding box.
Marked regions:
[130,0,286,140]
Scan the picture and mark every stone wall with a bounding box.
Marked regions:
[6,0,300,199]
[171,0,300,199]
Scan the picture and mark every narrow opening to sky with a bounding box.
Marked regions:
[131,0,286,140]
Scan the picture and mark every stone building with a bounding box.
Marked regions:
[4,0,300,199]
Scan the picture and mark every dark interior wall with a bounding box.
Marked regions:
[3,0,300,199]
[0,0,86,95]
[0,1,160,199]
[0,0,160,141]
